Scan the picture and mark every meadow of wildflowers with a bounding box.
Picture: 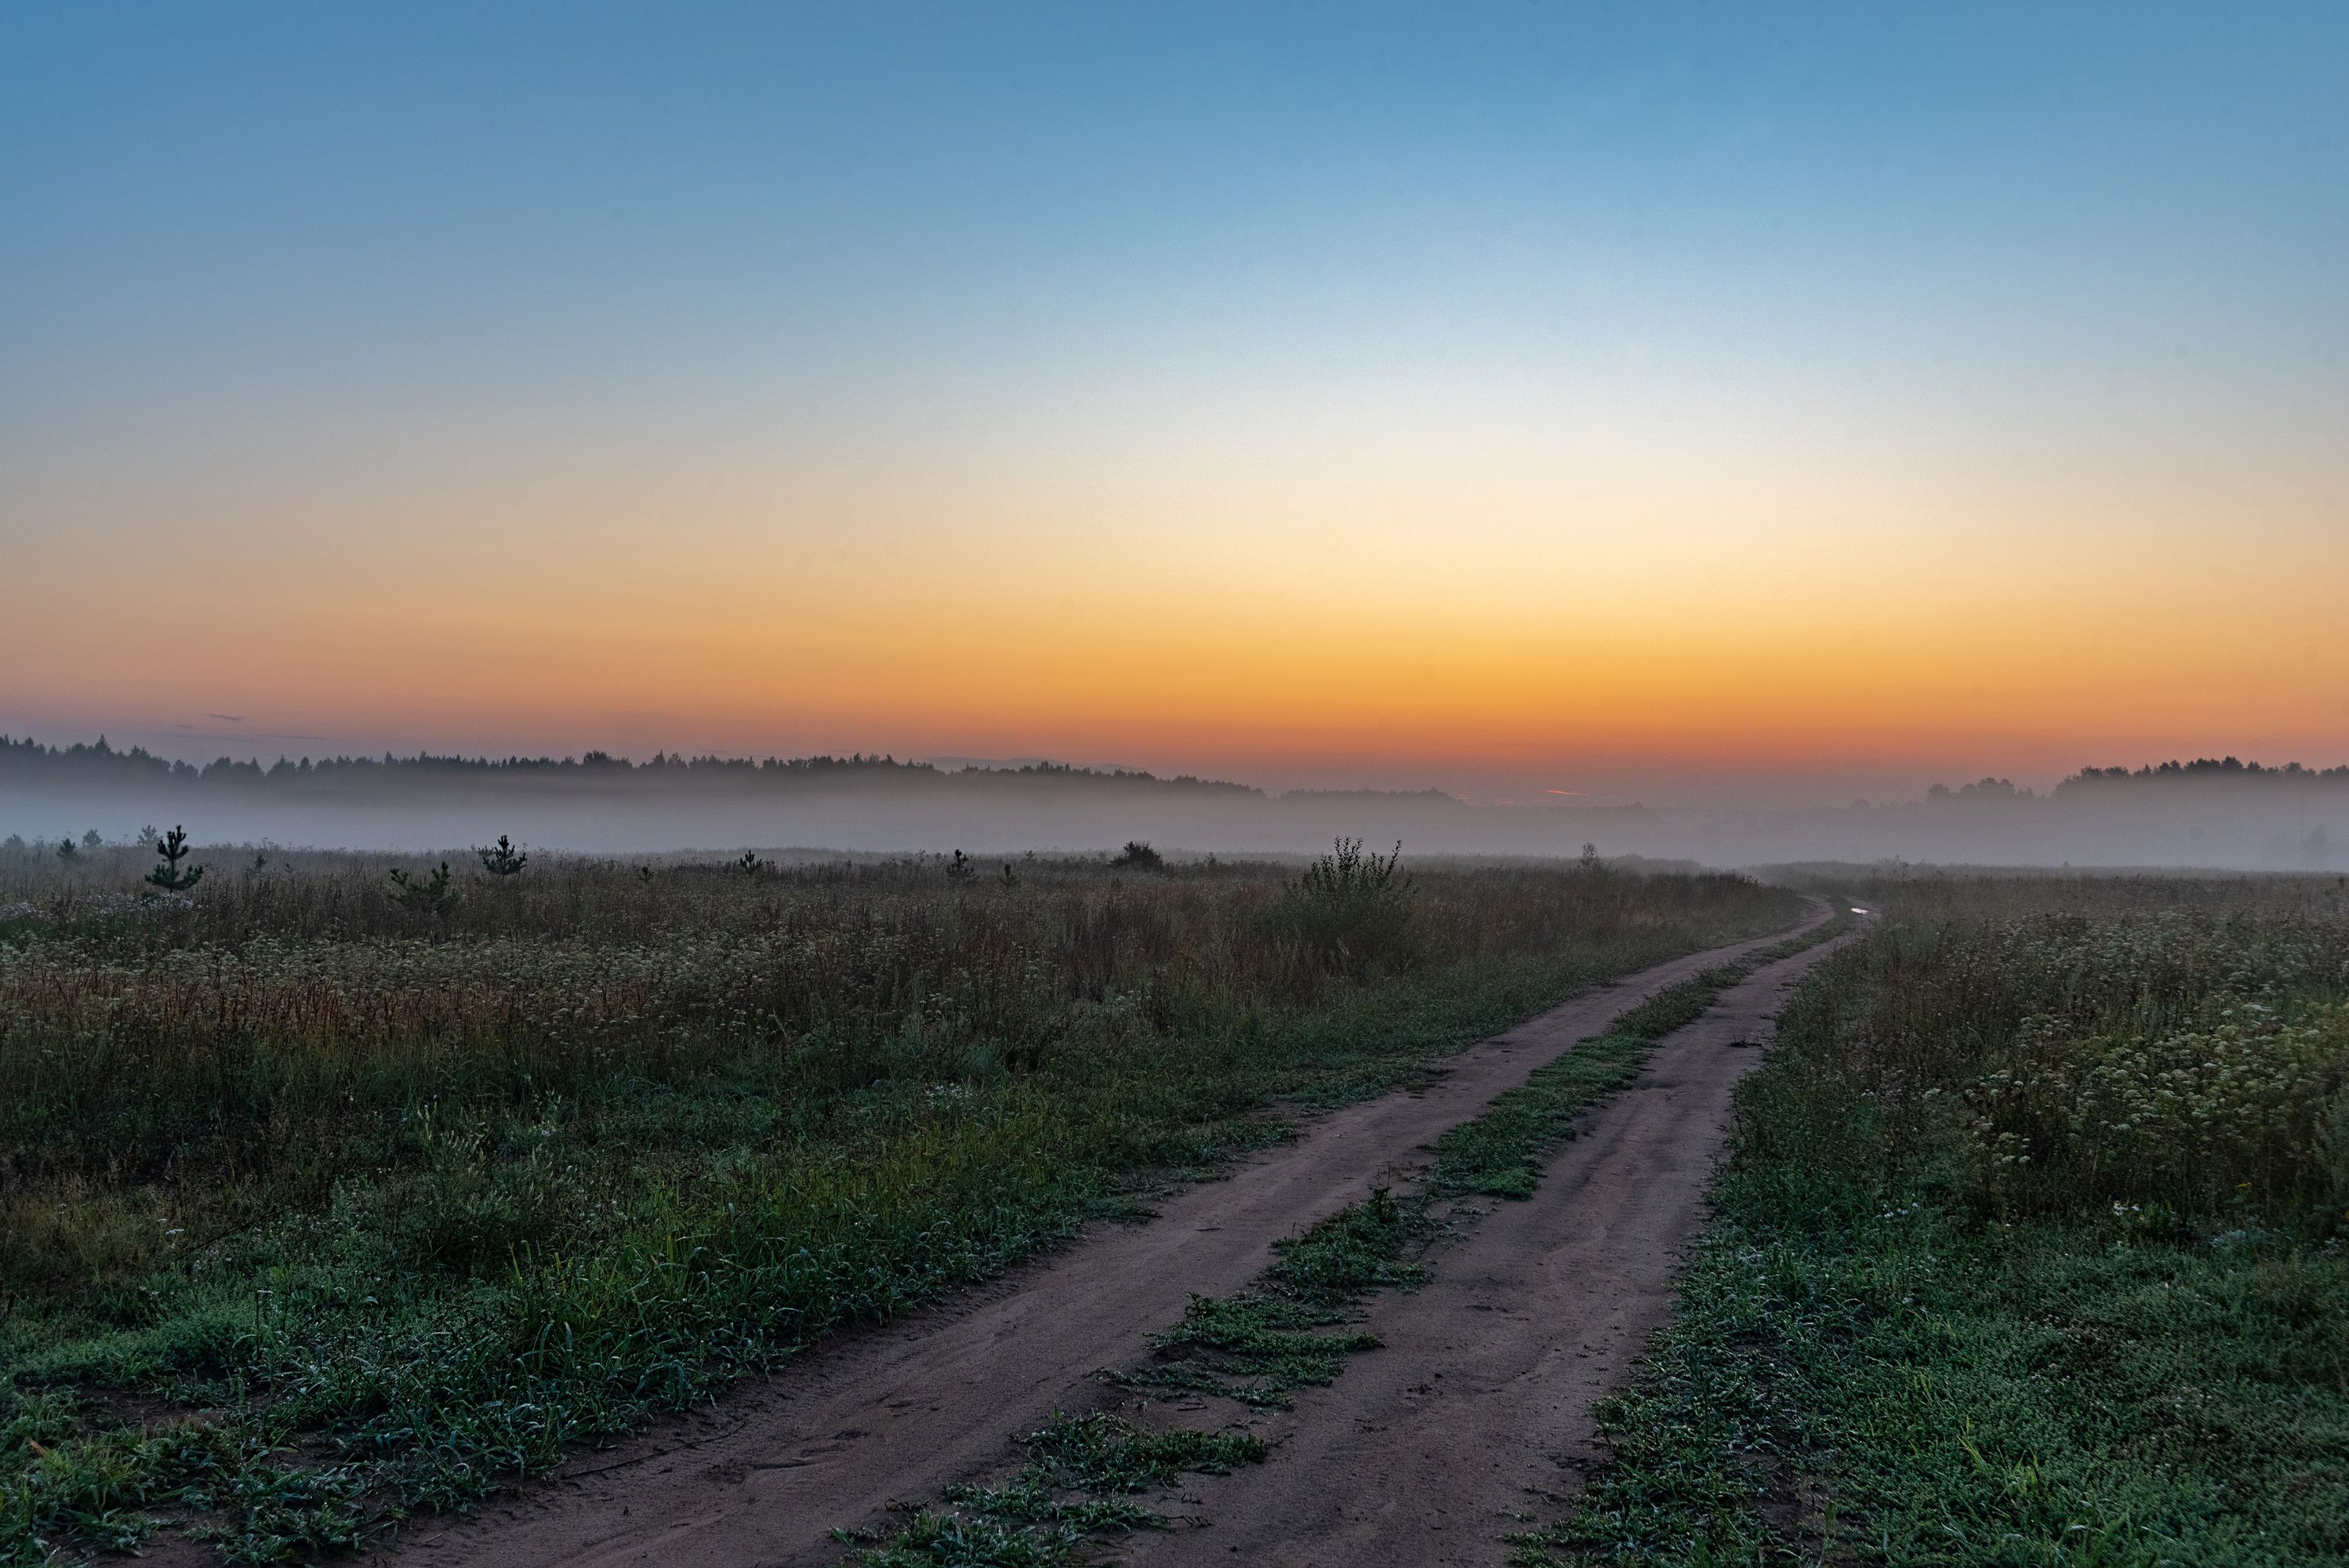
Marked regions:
[0,840,1793,1563]
[1531,872,2349,1567]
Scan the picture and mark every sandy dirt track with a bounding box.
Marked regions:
[1121,935,1843,1566]
[398,911,1832,1568]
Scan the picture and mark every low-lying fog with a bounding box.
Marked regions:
[5,740,2346,873]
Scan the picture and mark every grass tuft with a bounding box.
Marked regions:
[843,1412,1265,1566]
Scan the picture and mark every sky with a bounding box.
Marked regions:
[4,2,2346,808]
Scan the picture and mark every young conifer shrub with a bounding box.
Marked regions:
[143,826,205,892]
[474,835,528,876]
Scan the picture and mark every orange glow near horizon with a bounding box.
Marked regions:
[9,439,2347,800]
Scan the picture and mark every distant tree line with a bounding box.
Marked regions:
[2059,757,2349,787]
[0,735,1262,798]
[1915,758,2349,805]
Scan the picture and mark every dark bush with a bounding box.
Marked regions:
[1269,838,1420,975]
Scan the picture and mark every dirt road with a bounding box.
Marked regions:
[399,913,1832,1568]
[1121,934,1839,1566]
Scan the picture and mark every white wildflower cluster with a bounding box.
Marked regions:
[1951,915,2349,1214]
[73,889,197,919]
[0,901,53,960]
[0,902,49,924]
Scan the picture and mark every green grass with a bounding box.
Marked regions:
[0,848,1800,1564]
[839,1411,1265,1568]
[1524,879,2349,1568]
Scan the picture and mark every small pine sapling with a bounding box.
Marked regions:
[1112,840,1165,871]
[945,848,975,883]
[144,826,206,891]
[388,862,456,911]
[474,835,528,877]
[738,850,766,877]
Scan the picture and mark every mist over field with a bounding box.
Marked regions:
[5,737,2344,870]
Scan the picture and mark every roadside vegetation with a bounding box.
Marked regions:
[0,835,1797,1564]
[1530,872,2349,1567]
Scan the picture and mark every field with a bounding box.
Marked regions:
[1531,873,2349,1566]
[0,839,1796,1564]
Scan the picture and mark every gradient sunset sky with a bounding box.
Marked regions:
[4,3,2345,805]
